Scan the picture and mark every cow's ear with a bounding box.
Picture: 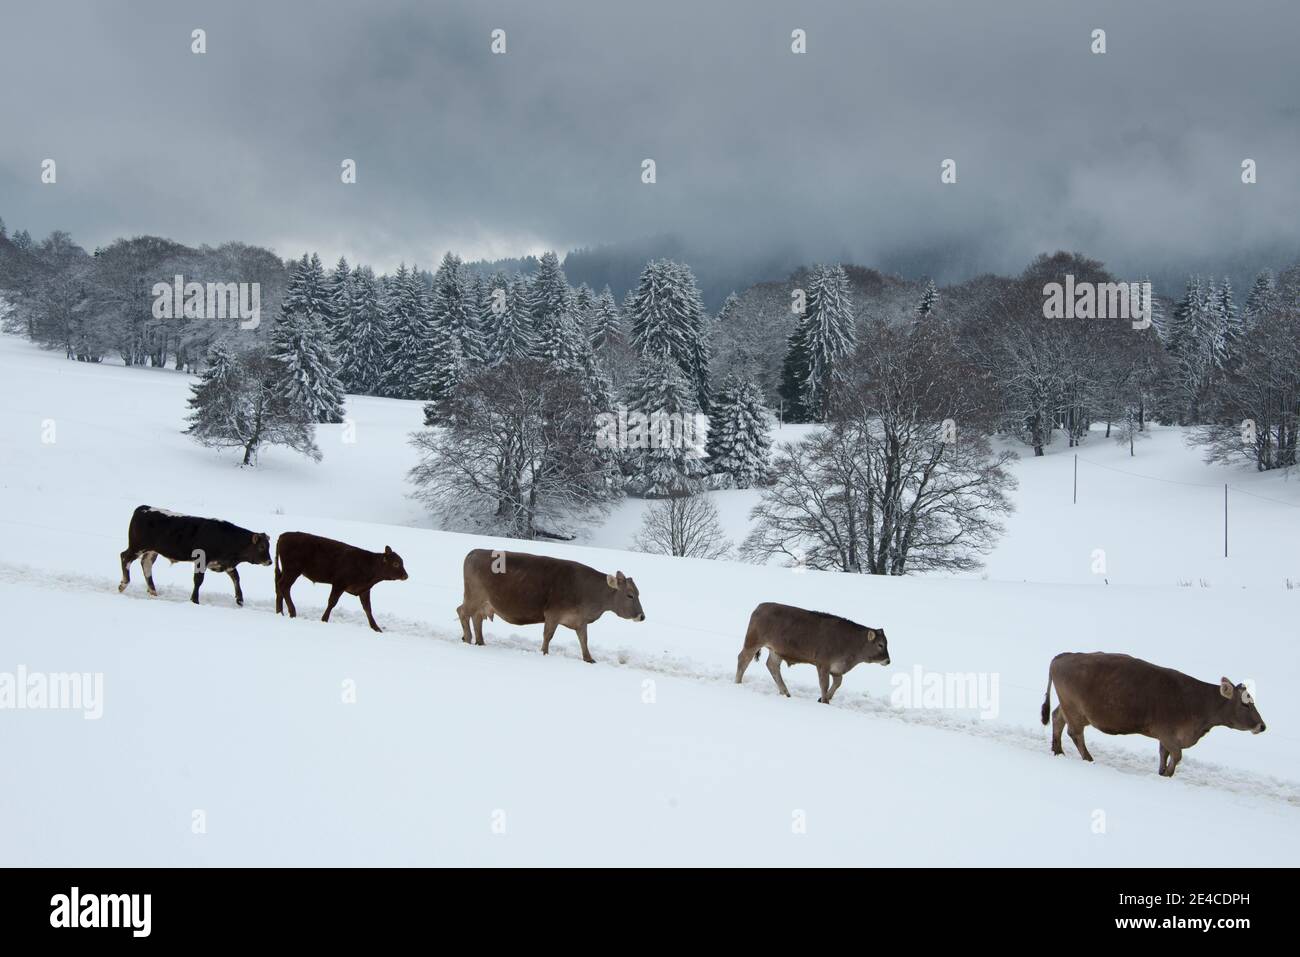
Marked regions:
[1219,678,1235,699]
[606,574,619,589]
[385,546,393,555]
[616,571,627,585]
[251,533,259,544]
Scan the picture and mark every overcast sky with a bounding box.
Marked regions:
[2,0,1297,282]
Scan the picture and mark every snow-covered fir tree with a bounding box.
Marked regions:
[916,279,939,319]
[798,264,856,419]
[335,266,389,394]
[623,354,707,497]
[528,251,574,354]
[186,344,319,466]
[380,264,431,399]
[282,252,332,326]
[429,252,485,365]
[588,286,623,352]
[705,374,772,488]
[1243,270,1277,326]
[485,274,537,364]
[626,259,712,410]
[777,319,812,424]
[269,306,347,423]
[185,343,246,444]
[326,255,353,347]
[417,322,467,418]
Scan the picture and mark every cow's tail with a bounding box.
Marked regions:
[1041,670,1053,725]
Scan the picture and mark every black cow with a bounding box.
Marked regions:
[118,505,273,605]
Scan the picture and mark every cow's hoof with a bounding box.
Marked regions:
[475,640,484,646]
[583,657,596,664]
[1083,755,1094,763]
[542,649,549,656]
[147,589,158,597]
[236,599,244,607]
[1051,747,1064,756]
[117,582,127,593]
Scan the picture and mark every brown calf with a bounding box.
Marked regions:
[735,602,890,704]
[456,549,645,663]
[274,532,408,633]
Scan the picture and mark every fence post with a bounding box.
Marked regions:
[1224,484,1228,558]
[1073,454,1077,505]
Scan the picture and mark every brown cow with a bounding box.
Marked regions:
[1042,652,1266,777]
[735,602,890,704]
[456,549,645,663]
[274,532,408,633]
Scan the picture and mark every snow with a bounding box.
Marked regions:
[1,332,1298,865]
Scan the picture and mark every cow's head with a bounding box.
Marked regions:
[245,532,273,566]
[1219,678,1265,734]
[381,546,409,582]
[859,626,890,667]
[605,571,645,622]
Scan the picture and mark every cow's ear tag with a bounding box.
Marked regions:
[1219,678,1235,699]
[606,574,619,589]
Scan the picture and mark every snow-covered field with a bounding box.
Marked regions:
[2,333,1298,866]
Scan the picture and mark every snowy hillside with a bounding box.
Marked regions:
[2,333,1299,866]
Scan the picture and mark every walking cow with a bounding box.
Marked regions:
[274,532,408,633]
[736,602,890,704]
[1042,652,1267,777]
[118,505,272,605]
[456,549,645,663]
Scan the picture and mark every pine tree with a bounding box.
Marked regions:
[777,320,811,424]
[326,255,353,347]
[1243,270,1276,326]
[185,344,246,445]
[429,252,485,365]
[269,308,347,423]
[716,291,741,324]
[916,279,939,319]
[529,251,574,355]
[1213,277,1243,370]
[623,355,707,497]
[706,374,772,488]
[485,275,537,364]
[799,264,856,419]
[589,286,622,352]
[270,253,345,422]
[336,266,389,394]
[418,323,467,420]
[381,264,431,399]
[12,229,33,251]
[186,345,320,466]
[626,259,712,409]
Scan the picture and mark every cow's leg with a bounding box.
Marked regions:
[457,603,472,643]
[227,567,244,607]
[574,622,595,664]
[190,569,205,605]
[140,551,159,596]
[359,588,382,633]
[816,665,832,704]
[825,673,844,704]
[735,645,757,684]
[279,571,300,618]
[1050,706,1066,755]
[472,614,485,646]
[541,618,558,655]
[321,583,344,622]
[766,652,791,697]
[1159,741,1183,777]
[1066,720,1093,762]
[118,548,138,593]
[1158,743,1169,776]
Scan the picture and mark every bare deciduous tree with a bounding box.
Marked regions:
[632,493,732,559]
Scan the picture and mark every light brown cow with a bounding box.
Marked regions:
[735,602,890,704]
[456,549,645,664]
[1042,652,1266,777]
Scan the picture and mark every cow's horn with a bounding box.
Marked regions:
[1219,678,1234,699]
[606,574,619,589]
